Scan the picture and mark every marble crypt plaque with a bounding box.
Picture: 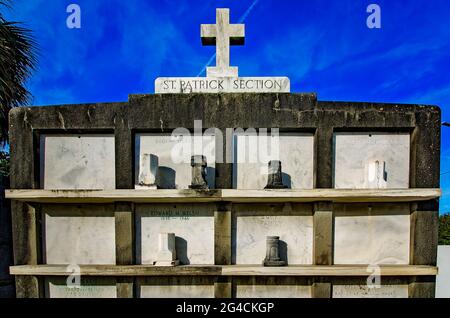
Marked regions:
[136,204,215,265]
[333,204,410,265]
[40,134,115,189]
[334,132,410,189]
[135,133,216,189]
[44,205,116,265]
[233,204,313,265]
[233,133,314,189]
[45,278,117,298]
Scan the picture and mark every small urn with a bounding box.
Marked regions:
[138,153,158,189]
[153,233,179,266]
[263,236,286,266]
[189,155,209,190]
[264,160,287,189]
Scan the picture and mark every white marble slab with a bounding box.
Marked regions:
[334,132,410,189]
[436,245,450,298]
[136,133,215,189]
[136,204,215,265]
[140,285,214,298]
[332,285,408,298]
[46,278,117,298]
[334,204,410,265]
[236,285,312,298]
[44,205,116,265]
[40,134,115,189]
[233,133,314,189]
[233,205,313,264]
[155,77,290,93]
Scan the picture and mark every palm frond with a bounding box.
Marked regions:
[0,1,11,9]
[0,3,37,145]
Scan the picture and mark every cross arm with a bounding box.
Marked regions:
[228,24,245,45]
[201,24,217,45]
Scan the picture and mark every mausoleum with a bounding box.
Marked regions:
[6,8,441,298]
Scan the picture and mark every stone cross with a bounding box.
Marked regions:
[201,8,245,78]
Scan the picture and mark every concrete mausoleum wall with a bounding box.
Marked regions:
[7,93,441,298]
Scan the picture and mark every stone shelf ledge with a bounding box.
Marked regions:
[9,265,438,277]
[220,265,438,276]
[5,188,441,204]
[10,265,222,276]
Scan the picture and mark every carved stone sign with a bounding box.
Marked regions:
[155,77,290,93]
[154,8,290,94]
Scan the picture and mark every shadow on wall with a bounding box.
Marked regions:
[279,240,288,264]
[281,173,292,188]
[175,236,190,265]
[156,167,176,189]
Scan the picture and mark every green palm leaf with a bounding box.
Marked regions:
[0,0,37,145]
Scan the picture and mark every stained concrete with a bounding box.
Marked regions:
[135,133,216,189]
[334,132,410,189]
[136,204,215,265]
[332,284,408,298]
[7,94,441,298]
[138,277,215,298]
[45,277,117,298]
[334,204,410,265]
[233,133,314,189]
[233,204,313,265]
[40,134,115,190]
[43,205,116,265]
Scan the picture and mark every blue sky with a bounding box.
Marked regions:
[3,0,450,213]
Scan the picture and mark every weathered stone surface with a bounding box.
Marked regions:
[153,233,179,266]
[189,155,209,190]
[263,236,286,266]
[233,204,313,265]
[138,277,215,298]
[332,284,408,298]
[7,94,441,299]
[334,132,410,189]
[137,154,158,188]
[135,133,215,189]
[234,277,312,298]
[44,205,116,265]
[234,133,314,189]
[264,161,287,189]
[40,134,115,189]
[136,203,215,265]
[334,204,410,264]
[200,8,244,78]
[236,285,311,298]
[140,285,214,298]
[45,277,117,298]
